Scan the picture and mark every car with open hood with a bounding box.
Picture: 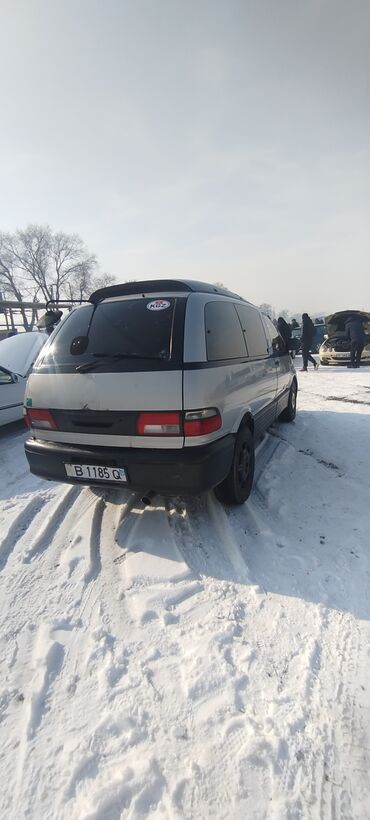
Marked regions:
[319,310,370,366]
[24,280,298,505]
[0,331,47,425]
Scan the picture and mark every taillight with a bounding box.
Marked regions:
[25,408,58,430]
[136,409,222,436]
[184,408,222,436]
[137,412,181,436]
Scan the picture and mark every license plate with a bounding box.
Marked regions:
[64,463,127,482]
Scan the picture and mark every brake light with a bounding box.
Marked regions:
[25,408,58,430]
[137,412,181,436]
[184,408,222,436]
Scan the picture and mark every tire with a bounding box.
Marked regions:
[320,359,328,366]
[214,425,255,505]
[279,379,297,422]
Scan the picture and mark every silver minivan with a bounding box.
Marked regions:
[24,280,297,504]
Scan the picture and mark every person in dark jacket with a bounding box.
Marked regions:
[300,313,319,371]
[277,317,292,352]
[345,315,365,367]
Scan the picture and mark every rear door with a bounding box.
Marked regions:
[183,298,278,446]
[26,296,186,449]
[235,304,278,427]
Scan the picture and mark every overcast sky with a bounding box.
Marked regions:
[0,0,369,314]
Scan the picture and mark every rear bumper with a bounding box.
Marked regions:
[24,435,235,494]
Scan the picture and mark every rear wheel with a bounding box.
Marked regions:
[214,425,255,505]
[279,379,297,422]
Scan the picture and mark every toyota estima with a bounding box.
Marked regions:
[24,280,297,505]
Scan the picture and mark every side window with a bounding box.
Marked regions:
[262,316,286,355]
[235,305,269,358]
[0,368,14,385]
[205,302,247,361]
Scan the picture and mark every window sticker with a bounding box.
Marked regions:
[147,299,170,311]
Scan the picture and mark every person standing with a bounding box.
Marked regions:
[277,317,292,352]
[300,313,319,371]
[345,315,365,368]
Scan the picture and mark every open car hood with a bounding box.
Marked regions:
[0,332,47,377]
[325,310,370,337]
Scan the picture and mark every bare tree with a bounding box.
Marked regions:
[0,235,39,329]
[259,303,276,320]
[0,225,112,327]
[278,309,291,323]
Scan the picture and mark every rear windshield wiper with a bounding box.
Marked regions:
[76,352,169,373]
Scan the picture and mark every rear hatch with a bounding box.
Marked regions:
[26,295,187,449]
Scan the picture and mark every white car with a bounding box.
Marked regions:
[0,332,47,426]
[319,310,370,366]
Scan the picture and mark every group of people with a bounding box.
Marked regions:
[276,313,366,370]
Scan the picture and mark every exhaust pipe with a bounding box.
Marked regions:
[141,491,155,506]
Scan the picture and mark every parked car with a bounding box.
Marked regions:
[319,310,370,366]
[24,280,297,505]
[291,326,302,353]
[0,332,47,426]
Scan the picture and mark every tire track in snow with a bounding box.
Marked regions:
[15,626,66,807]
[165,493,249,586]
[26,639,65,740]
[12,496,122,814]
[47,495,134,703]
[0,488,105,640]
[315,614,366,819]
[272,609,330,813]
[0,494,51,572]
[266,609,368,818]
[223,433,368,815]
[83,497,105,584]
[22,486,81,563]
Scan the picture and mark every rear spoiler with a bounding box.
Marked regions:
[89,279,246,304]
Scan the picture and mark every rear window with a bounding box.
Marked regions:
[38,298,185,372]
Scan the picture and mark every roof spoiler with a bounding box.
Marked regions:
[89,279,245,304]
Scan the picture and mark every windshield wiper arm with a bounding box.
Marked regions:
[76,352,168,373]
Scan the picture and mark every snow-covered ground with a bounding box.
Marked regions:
[1,360,370,820]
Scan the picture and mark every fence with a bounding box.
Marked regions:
[0,298,87,339]
[0,300,47,338]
